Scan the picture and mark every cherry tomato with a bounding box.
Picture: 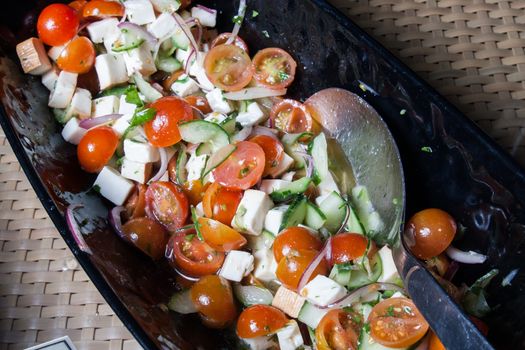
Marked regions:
[270,99,313,133]
[197,217,247,252]
[181,179,209,206]
[121,217,168,260]
[37,4,79,46]
[145,96,193,147]
[190,275,237,328]
[212,141,265,190]
[273,226,322,262]
[276,249,328,290]
[211,33,249,53]
[77,126,118,173]
[69,0,88,13]
[330,233,369,266]
[428,332,446,350]
[56,36,95,74]
[124,184,147,220]
[252,48,297,89]
[202,182,243,225]
[184,95,212,114]
[145,181,189,231]
[248,135,285,177]
[82,0,124,19]
[316,309,362,350]
[166,228,225,277]
[368,297,429,348]
[237,305,288,338]
[404,208,457,260]
[204,44,254,91]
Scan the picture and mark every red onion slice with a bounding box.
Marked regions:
[108,206,126,239]
[151,82,165,95]
[337,201,351,234]
[173,12,200,54]
[443,260,460,281]
[295,150,314,179]
[184,48,196,74]
[149,147,168,183]
[297,237,332,292]
[79,114,122,129]
[446,246,487,264]
[66,204,93,255]
[196,4,217,14]
[322,282,404,309]
[225,0,247,45]
[117,22,158,49]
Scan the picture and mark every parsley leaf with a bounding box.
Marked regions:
[124,85,144,107]
[262,30,270,38]
[232,15,244,25]
[191,206,204,241]
[278,71,289,82]
[252,10,259,18]
[385,305,395,317]
[175,76,189,84]
[129,107,156,128]
[185,234,195,242]
[421,146,433,153]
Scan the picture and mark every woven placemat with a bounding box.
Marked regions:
[1,1,525,349]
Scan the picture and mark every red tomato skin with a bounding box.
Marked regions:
[56,36,95,74]
[144,97,193,147]
[37,4,79,46]
[145,181,189,231]
[330,233,369,266]
[77,126,118,173]
[236,305,288,338]
[121,217,168,260]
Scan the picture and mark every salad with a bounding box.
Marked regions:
[16,0,497,349]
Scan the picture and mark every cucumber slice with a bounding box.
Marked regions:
[168,289,197,314]
[358,324,409,350]
[172,28,190,50]
[133,74,163,103]
[175,144,187,184]
[351,186,385,239]
[279,195,307,231]
[99,84,130,97]
[53,107,74,124]
[156,55,182,73]
[318,191,347,233]
[247,230,275,251]
[233,284,273,306]
[305,201,327,230]
[329,263,352,286]
[270,177,311,202]
[195,142,212,156]
[346,204,365,235]
[298,301,330,329]
[202,143,236,178]
[347,255,383,290]
[310,132,329,180]
[281,132,313,145]
[111,29,144,52]
[179,120,230,153]
[220,116,236,134]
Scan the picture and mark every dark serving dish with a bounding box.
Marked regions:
[1,0,524,349]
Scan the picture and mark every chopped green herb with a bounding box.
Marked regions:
[358,83,367,92]
[262,30,270,38]
[124,85,144,107]
[239,167,250,177]
[175,76,189,84]
[252,10,259,18]
[129,107,157,128]
[400,109,407,115]
[392,198,399,205]
[278,71,289,82]
[363,322,371,333]
[232,15,244,25]
[185,234,195,242]
[92,185,101,193]
[421,146,433,153]
[385,305,395,317]
[191,206,204,241]
[382,290,395,298]
[116,156,125,167]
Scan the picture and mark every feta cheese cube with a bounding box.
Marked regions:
[270,152,294,178]
[147,13,177,39]
[69,88,92,119]
[390,291,405,299]
[191,6,217,27]
[93,166,134,205]
[219,250,254,282]
[377,246,400,283]
[121,158,153,184]
[317,171,339,195]
[241,336,276,350]
[204,112,228,124]
[236,102,265,127]
[259,179,292,195]
[123,46,157,77]
[272,286,306,318]
[264,205,288,236]
[149,0,181,13]
[41,66,60,91]
[112,113,133,136]
[206,88,232,114]
[277,321,304,350]
[175,48,193,67]
[61,118,87,145]
[103,26,122,54]
[315,192,331,207]
[95,54,128,90]
[87,18,120,43]
[118,95,138,115]
[124,0,156,25]
[299,275,347,307]
[232,190,274,235]
[185,153,208,181]
[123,139,160,163]
[16,37,52,75]
[47,45,65,62]
[188,52,205,77]
[171,74,200,97]
[253,248,278,283]
[281,171,296,182]
[92,95,120,117]
[48,71,77,108]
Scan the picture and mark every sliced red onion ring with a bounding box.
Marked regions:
[322,282,404,309]
[108,206,126,239]
[173,12,200,54]
[250,126,279,139]
[148,147,168,183]
[79,114,122,129]
[232,126,253,142]
[295,150,314,178]
[225,0,247,45]
[224,87,287,100]
[337,202,351,234]
[66,204,93,255]
[151,82,165,95]
[297,237,332,292]
[196,4,217,14]
[117,22,158,49]
[186,143,200,154]
[184,48,196,74]
[446,246,487,264]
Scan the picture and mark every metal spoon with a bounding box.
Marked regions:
[304,88,494,350]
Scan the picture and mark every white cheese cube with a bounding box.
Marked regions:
[61,118,87,145]
[118,95,138,115]
[241,336,276,350]
[315,192,331,207]
[204,112,228,124]
[123,139,160,163]
[47,45,65,62]
[93,166,134,205]
[16,37,52,75]
[87,18,120,43]
[270,153,294,178]
[95,54,128,90]
[277,321,304,350]
[264,205,288,236]
[149,0,181,13]
[124,0,156,25]
[191,7,217,27]
[232,190,274,236]
[41,66,60,91]
[236,102,265,127]
[147,13,177,39]
[69,88,92,119]
[390,291,405,299]
[317,171,340,196]
[120,158,153,184]
[92,95,120,117]
[189,52,205,77]
[206,88,232,114]
[48,71,77,108]
[377,246,400,283]
[272,286,306,318]
[219,250,254,282]
[123,46,157,77]
[112,113,133,136]
[281,171,296,182]
[185,153,208,181]
[253,248,278,283]
[170,74,200,97]
[103,26,122,54]
[175,48,193,67]
[259,179,292,195]
[300,275,347,307]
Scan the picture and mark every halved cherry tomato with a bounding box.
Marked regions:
[270,99,313,133]
[404,208,456,260]
[37,4,79,46]
[144,96,193,147]
[190,275,237,328]
[368,297,429,348]
[69,0,88,13]
[124,184,147,220]
[181,179,209,206]
[211,33,249,53]
[162,70,184,91]
[121,217,168,260]
[56,36,95,74]
[166,228,225,277]
[428,332,446,350]
[316,309,362,350]
[212,141,265,190]
[276,249,328,290]
[184,95,212,114]
[273,226,322,262]
[249,135,285,177]
[82,0,124,19]
[197,217,246,252]
[202,182,243,225]
[77,126,118,173]
[237,305,288,338]
[204,44,254,91]
[330,233,369,266]
[252,48,297,89]
[145,181,189,231]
